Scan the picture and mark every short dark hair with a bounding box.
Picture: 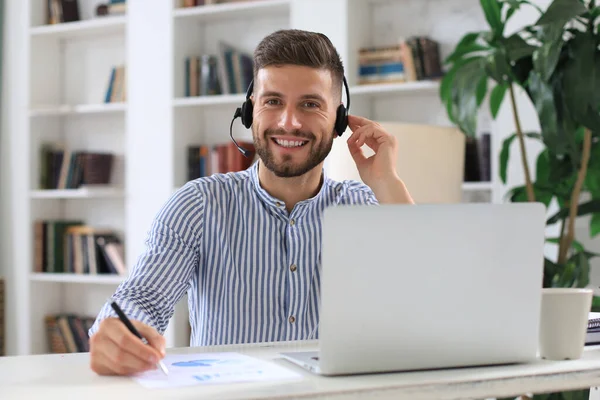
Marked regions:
[253,29,345,97]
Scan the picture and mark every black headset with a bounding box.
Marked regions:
[229,76,351,157]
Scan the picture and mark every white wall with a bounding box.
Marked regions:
[2,0,29,356]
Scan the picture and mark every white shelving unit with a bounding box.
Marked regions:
[30,187,125,199]
[8,0,129,356]
[29,103,127,117]
[30,273,126,285]
[29,15,127,39]
[8,0,504,356]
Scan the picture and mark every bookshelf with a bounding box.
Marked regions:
[30,273,126,285]
[6,0,129,356]
[6,0,512,356]
[29,103,127,117]
[29,15,126,39]
[30,187,125,199]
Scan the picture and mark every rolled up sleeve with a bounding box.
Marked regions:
[88,184,204,337]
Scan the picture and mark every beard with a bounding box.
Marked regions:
[253,127,334,178]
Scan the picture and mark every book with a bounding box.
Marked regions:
[586,312,600,345]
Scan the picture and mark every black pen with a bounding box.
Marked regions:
[109,299,169,376]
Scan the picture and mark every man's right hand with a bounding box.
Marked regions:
[89,317,166,376]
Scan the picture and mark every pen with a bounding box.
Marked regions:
[109,299,169,376]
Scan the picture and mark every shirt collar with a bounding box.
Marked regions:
[249,160,329,211]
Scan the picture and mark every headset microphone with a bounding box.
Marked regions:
[229,107,251,158]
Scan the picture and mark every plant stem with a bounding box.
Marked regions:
[558,128,592,264]
[508,84,536,202]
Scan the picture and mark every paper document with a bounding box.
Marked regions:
[133,352,302,389]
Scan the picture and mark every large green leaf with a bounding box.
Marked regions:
[499,131,542,183]
[499,134,517,183]
[535,0,588,26]
[444,32,484,64]
[591,213,600,238]
[445,43,491,65]
[546,198,600,224]
[563,33,600,132]
[440,56,482,108]
[553,258,577,287]
[585,143,600,197]
[546,237,585,252]
[592,295,600,312]
[543,257,558,287]
[489,83,507,118]
[485,49,512,84]
[585,168,600,197]
[564,389,592,400]
[547,150,577,192]
[511,55,534,88]
[536,21,566,42]
[552,76,581,164]
[476,75,488,106]
[480,0,503,35]
[577,251,591,287]
[529,71,562,152]
[503,0,522,9]
[450,58,488,136]
[506,184,553,205]
[536,149,550,184]
[504,33,537,61]
[533,34,563,81]
[560,389,591,400]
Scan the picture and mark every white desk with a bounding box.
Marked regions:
[3,340,600,400]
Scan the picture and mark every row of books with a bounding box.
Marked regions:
[105,65,126,103]
[181,0,260,6]
[185,38,441,97]
[358,36,442,85]
[39,145,114,190]
[187,142,256,180]
[185,41,253,97]
[102,0,126,15]
[45,314,95,353]
[464,133,491,183]
[46,0,80,24]
[34,220,126,276]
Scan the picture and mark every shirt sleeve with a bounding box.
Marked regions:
[340,180,380,206]
[88,184,204,337]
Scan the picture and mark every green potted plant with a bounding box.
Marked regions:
[440,0,599,398]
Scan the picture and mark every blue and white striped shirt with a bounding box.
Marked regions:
[90,161,378,346]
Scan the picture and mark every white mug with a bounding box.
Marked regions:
[539,288,593,360]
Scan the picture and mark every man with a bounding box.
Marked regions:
[88,29,414,376]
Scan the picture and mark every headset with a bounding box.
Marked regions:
[229,75,351,157]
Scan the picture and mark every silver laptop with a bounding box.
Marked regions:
[281,203,546,376]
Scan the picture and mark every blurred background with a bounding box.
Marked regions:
[0,0,598,357]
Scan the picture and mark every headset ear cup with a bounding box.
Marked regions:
[240,99,253,129]
[334,105,348,136]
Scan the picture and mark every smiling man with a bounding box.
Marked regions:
[87,29,414,376]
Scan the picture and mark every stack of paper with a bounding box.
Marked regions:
[133,352,302,389]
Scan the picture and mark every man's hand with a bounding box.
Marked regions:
[347,114,398,184]
[346,115,414,204]
[89,317,166,376]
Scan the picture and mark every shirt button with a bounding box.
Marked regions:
[290,219,295,226]
[275,202,281,207]
[290,264,297,272]
[289,316,296,323]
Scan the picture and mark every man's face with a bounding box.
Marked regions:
[251,65,338,178]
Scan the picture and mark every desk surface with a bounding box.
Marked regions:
[3,340,600,400]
